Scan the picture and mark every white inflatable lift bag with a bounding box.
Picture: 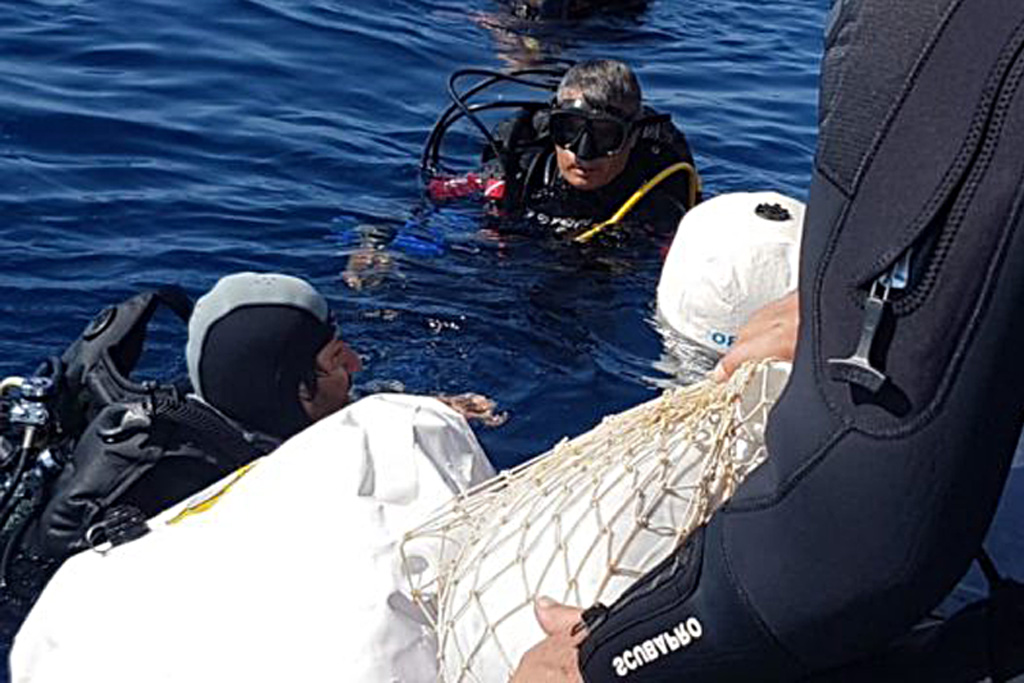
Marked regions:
[11,394,494,683]
[656,190,804,353]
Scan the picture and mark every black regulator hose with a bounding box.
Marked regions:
[421,66,566,175]
[424,67,562,172]
[423,100,549,173]
[0,500,33,589]
[0,444,30,532]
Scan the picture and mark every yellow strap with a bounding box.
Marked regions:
[166,461,259,525]
[573,161,701,244]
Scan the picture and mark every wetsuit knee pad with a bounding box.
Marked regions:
[581,0,1024,679]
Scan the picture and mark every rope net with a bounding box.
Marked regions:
[400,360,789,682]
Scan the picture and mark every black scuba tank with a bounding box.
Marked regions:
[2,286,275,567]
[578,0,1024,680]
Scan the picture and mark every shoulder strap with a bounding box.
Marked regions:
[54,286,194,437]
[156,397,279,471]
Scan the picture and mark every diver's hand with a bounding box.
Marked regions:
[436,393,509,427]
[712,291,799,382]
[342,247,394,291]
[511,598,587,683]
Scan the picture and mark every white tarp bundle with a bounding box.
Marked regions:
[11,394,494,683]
[11,364,789,683]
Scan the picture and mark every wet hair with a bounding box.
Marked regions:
[556,59,642,120]
[186,273,335,439]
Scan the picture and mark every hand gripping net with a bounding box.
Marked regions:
[400,360,790,682]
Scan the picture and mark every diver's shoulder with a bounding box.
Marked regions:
[636,106,687,141]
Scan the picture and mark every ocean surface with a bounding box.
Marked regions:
[0,0,1020,675]
[0,0,826,469]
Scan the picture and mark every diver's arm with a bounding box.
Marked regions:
[574,524,800,683]
[434,392,508,427]
[507,531,783,683]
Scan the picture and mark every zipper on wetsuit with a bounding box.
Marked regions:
[828,249,912,392]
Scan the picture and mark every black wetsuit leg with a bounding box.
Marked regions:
[579,0,1024,680]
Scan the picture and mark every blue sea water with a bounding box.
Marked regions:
[0,0,824,466]
[1,0,1020,675]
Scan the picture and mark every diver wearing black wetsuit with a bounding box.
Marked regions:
[484,101,699,240]
[428,59,701,243]
[0,274,356,647]
[509,0,1024,681]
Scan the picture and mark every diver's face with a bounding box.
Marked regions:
[552,88,635,190]
[300,337,362,422]
[555,142,632,191]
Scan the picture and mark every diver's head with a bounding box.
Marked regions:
[186,272,361,439]
[551,59,642,190]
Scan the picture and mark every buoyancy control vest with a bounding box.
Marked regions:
[23,392,274,561]
[3,288,277,571]
[577,0,1024,680]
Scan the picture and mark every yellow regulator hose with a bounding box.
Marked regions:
[573,161,701,244]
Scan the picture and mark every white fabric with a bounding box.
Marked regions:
[411,362,791,683]
[657,191,804,353]
[12,394,495,683]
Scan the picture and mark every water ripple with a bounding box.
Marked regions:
[0,0,828,466]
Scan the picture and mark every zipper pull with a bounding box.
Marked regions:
[827,251,912,392]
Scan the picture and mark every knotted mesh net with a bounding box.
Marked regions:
[400,360,789,682]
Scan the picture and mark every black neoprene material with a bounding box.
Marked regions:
[808,576,1024,682]
[53,286,192,438]
[23,396,274,561]
[486,105,698,235]
[579,0,1024,680]
[198,304,331,440]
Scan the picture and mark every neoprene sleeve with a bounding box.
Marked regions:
[579,0,1024,679]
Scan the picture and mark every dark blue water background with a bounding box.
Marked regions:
[0,0,824,464]
[0,0,1020,668]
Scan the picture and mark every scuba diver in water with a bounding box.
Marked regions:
[426,59,701,243]
[342,59,700,288]
[0,273,357,590]
[0,272,501,632]
[479,0,649,71]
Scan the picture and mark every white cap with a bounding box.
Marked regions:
[656,191,804,354]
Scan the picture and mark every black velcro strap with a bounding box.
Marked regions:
[84,504,149,552]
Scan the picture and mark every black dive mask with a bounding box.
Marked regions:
[549,107,636,161]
